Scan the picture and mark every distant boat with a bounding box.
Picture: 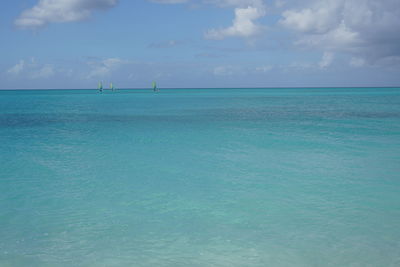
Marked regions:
[98,81,103,93]
[152,81,158,92]
[110,82,115,91]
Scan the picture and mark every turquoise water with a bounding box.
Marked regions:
[1,88,400,266]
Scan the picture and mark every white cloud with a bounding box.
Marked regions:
[280,0,400,64]
[15,0,118,29]
[294,21,360,51]
[6,59,56,79]
[148,0,267,40]
[7,60,25,75]
[319,51,334,68]
[205,5,266,39]
[87,57,127,79]
[280,1,342,34]
[30,65,55,79]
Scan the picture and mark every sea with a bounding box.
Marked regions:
[1,88,399,266]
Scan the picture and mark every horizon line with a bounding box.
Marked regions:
[1,86,400,91]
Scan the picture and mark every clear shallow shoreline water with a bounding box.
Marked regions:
[1,88,400,266]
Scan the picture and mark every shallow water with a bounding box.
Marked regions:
[1,88,400,266]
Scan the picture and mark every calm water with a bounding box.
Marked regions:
[1,88,400,266]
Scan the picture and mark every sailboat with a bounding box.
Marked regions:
[110,82,115,91]
[152,81,158,92]
[98,81,103,93]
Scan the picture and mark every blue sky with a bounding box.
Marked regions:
[1,0,400,89]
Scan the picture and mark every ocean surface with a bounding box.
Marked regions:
[1,88,400,267]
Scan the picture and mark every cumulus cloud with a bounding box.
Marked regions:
[147,0,267,40]
[205,5,266,39]
[280,1,342,34]
[15,0,118,29]
[280,0,400,64]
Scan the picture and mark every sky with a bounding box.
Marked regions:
[1,0,400,89]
